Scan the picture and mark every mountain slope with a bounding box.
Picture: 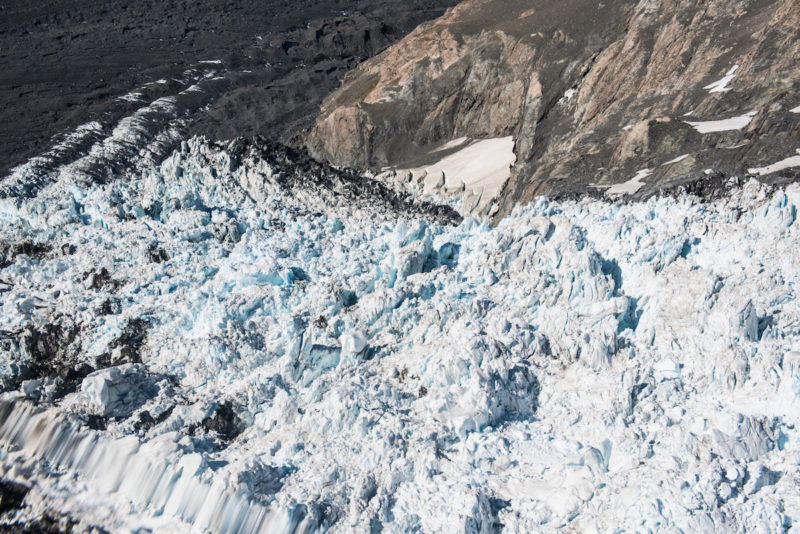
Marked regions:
[305,0,800,218]
[0,0,459,179]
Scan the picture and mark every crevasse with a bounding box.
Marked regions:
[1,138,799,532]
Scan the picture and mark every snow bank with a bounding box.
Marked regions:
[605,168,652,195]
[704,65,739,93]
[686,110,757,133]
[390,136,516,217]
[748,149,800,175]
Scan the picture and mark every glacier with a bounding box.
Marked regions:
[1,136,800,532]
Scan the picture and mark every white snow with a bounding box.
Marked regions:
[558,87,577,105]
[662,154,689,166]
[704,65,739,93]
[395,136,516,217]
[1,137,800,533]
[606,168,652,196]
[748,149,800,175]
[117,92,144,102]
[686,110,757,133]
[791,105,800,114]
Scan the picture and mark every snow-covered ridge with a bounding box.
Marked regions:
[1,139,800,532]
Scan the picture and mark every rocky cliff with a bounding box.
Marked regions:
[304,0,800,219]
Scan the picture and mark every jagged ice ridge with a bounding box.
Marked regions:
[0,138,799,532]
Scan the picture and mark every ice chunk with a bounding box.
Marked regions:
[712,415,776,462]
[743,462,782,495]
[653,358,681,381]
[81,364,149,417]
[733,300,759,342]
[340,330,368,356]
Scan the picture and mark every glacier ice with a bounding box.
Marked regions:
[1,137,800,532]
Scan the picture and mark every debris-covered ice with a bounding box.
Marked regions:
[1,137,800,533]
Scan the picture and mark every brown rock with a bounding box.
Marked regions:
[304,0,800,220]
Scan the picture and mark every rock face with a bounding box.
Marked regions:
[305,0,800,219]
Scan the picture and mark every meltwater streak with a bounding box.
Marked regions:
[0,398,306,533]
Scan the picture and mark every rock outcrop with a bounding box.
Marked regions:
[305,0,800,219]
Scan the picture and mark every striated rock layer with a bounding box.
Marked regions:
[305,0,800,219]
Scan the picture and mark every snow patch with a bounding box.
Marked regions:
[606,169,652,196]
[396,136,516,217]
[686,111,756,133]
[748,149,800,175]
[559,87,577,104]
[705,65,739,93]
[662,154,690,166]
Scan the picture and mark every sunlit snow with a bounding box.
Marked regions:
[662,154,689,166]
[704,65,739,93]
[394,136,516,217]
[605,168,652,196]
[1,138,800,533]
[748,149,800,175]
[685,110,757,133]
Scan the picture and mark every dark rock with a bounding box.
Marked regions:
[145,244,169,263]
[0,479,28,517]
[0,241,51,269]
[132,405,174,434]
[0,320,89,397]
[83,267,114,291]
[108,318,149,365]
[0,0,459,187]
[193,401,244,444]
